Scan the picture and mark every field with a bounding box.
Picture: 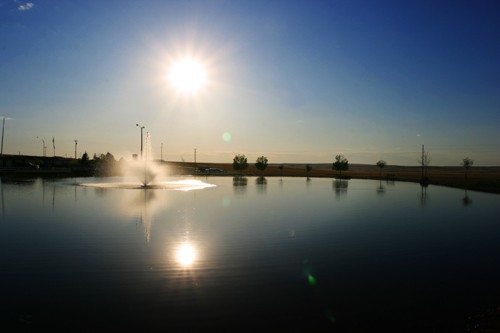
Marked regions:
[170,162,500,195]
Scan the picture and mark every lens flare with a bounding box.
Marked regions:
[222,132,232,142]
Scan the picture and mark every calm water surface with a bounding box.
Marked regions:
[1,176,500,332]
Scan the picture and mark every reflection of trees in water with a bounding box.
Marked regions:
[386,179,395,187]
[376,180,386,195]
[333,179,348,198]
[233,176,248,195]
[256,177,267,185]
[256,177,267,194]
[419,184,428,206]
[462,189,472,207]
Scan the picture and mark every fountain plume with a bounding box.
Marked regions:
[124,132,166,187]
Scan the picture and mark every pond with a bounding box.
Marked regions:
[1,176,499,332]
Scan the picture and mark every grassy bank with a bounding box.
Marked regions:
[171,162,500,195]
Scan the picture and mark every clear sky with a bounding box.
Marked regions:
[1,0,499,166]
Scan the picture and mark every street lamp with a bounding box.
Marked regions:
[136,124,145,158]
[74,140,78,159]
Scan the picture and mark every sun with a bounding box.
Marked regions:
[168,58,207,95]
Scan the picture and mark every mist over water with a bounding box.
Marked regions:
[81,133,215,191]
[123,132,165,186]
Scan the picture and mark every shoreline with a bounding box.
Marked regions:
[171,162,500,195]
[1,160,499,195]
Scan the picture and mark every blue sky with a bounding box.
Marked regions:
[1,0,499,165]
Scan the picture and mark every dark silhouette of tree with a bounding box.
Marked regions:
[376,160,386,179]
[462,157,474,181]
[81,151,89,165]
[306,164,312,179]
[418,146,431,179]
[255,156,268,176]
[278,164,284,178]
[332,154,349,178]
[94,152,118,176]
[233,154,248,173]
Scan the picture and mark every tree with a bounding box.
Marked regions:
[233,154,248,173]
[462,157,474,180]
[255,156,268,175]
[81,151,89,165]
[332,154,349,178]
[95,152,118,176]
[306,164,312,178]
[418,145,431,179]
[376,160,386,179]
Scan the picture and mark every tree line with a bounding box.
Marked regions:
[232,153,474,181]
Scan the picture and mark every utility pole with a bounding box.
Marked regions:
[74,140,78,159]
[36,136,44,156]
[0,117,6,157]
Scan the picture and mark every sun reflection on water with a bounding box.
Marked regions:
[176,243,197,267]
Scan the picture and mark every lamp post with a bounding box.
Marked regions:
[74,140,78,159]
[136,124,145,159]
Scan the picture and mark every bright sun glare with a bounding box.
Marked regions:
[177,243,196,267]
[168,58,207,95]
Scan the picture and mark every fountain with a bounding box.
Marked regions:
[80,132,215,191]
[126,132,162,187]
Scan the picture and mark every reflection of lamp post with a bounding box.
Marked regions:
[136,124,145,159]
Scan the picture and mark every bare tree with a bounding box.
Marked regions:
[417,145,431,179]
[376,160,386,179]
[306,164,312,179]
[462,157,474,180]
